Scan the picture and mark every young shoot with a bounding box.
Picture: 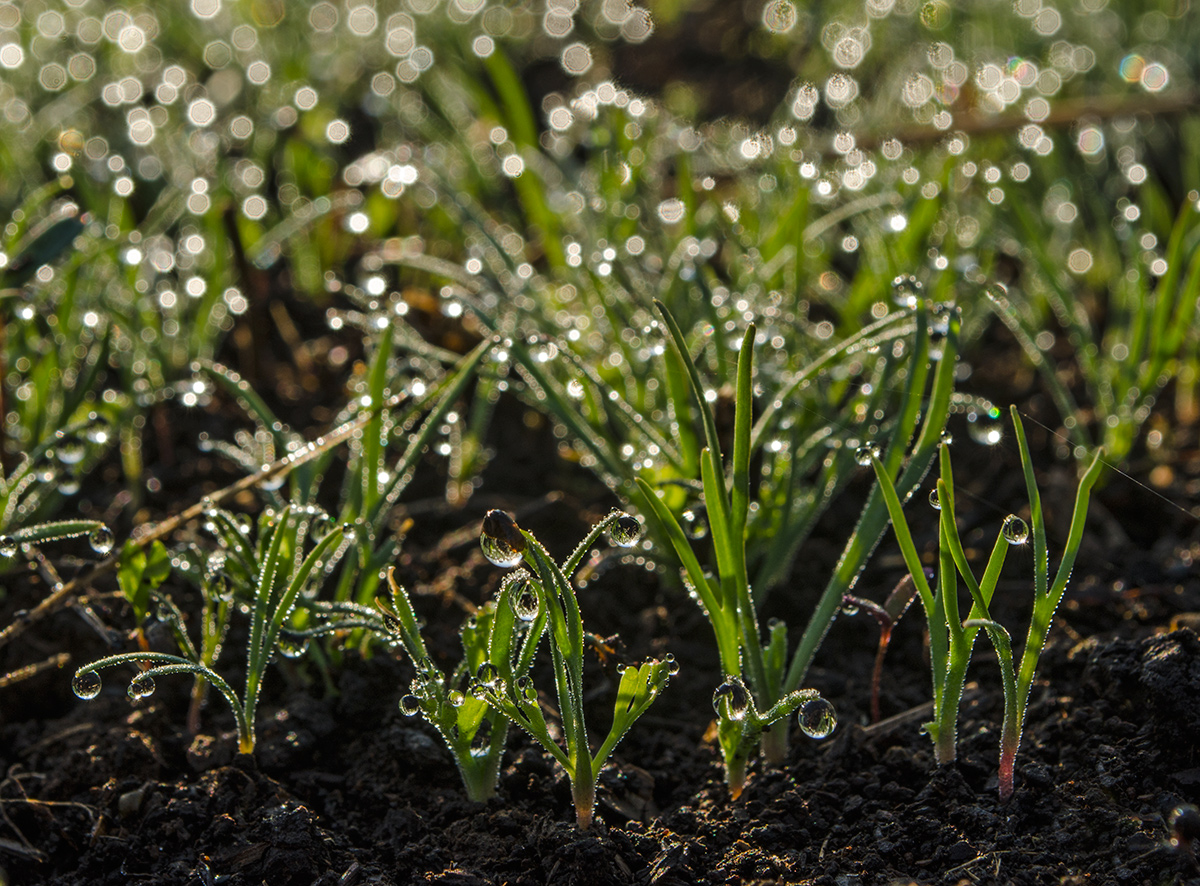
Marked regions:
[73,506,358,754]
[377,564,541,802]
[471,508,673,829]
[636,299,956,796]
[872,407,1103,798]
[841,573,918,724]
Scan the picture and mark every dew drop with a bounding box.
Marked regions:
[929,488,942,510]
[88,526,115,556]
[665,653,679,675]
[1002,514,1029,545]
[480,510,525,568]
[476,662,500,688]
[56,435,87,465]
[72,670,102,700]
[940,428,953,445]
[712,676,750,721]
[278,635,310,659]
[128,673,156,700]
[683,508,708,540]
[448,690,465,708]
[607,512,642,548]
[341,522,358,543]
[516,675,537,700]
[0,536,17,558]
[854,443,880,466]
[400,694,421,716]
[566,378,585,399]
[798,696,837,739]
[891,274,923,309]
[512,588,539,622]
[841,600,860,616]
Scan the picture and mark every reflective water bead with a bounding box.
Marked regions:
[128,673,156,700]
[929,488,942,510]
[0,536,16,558]
[476,662,500,688]
[399,694,421,716]
[665,653,679,675]
[854,443,880,466]
[448,690,465,708]
[683,508,708,540]
[607,512,642,548]
[1002,514,1029,545]
[480,509,525,568]
[712,677,750,721]
[72,670,102,700]
[278,635,310,659]
[341,522,358,543]
[798,696,837,738]
[512,587,539,621]
[88,525,115,556]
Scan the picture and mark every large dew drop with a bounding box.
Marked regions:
[476,662,501,689]
[854,443,880,466]
[928,488,942,511]
[480,510,525,568]
[128,673,156,700]
[512,586,540,622]
[683,508,708,540]
[0,536,16,558]
[607,513,642,548]
[88,525,115,556]
[72,670,102,700]
[400,694,421,716]
[798,696,837,739]
[712,677,750,722]
[1002,514,1029,545]
[278,635,310,659]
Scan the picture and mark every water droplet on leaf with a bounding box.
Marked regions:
[128,673,156,700]
[683,508,708,540]
[798,696,836,738]
[607,513,642,548]
[73,670,102,700]
[929,488,942,510]
[0,536,17,558]
[855,443,880,466]
[665,653,679,675]
[712,677,750,721]
[480,510,525,568]
[400,694,421,716]
[1002,514,1029,545]
[476,662,500,688]
[448,690,464,708]
[278,635,309,659]
[88,526,115,556]
[512,588,539,621]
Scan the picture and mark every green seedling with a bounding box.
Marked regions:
[841,573,919,724]
[471,508,673,830]
[377,564,538,802]
[872,406,1103,798]
[74,506,356,754]
[637,298,957,795]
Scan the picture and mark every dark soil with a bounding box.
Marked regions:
[2,393,1200,885]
